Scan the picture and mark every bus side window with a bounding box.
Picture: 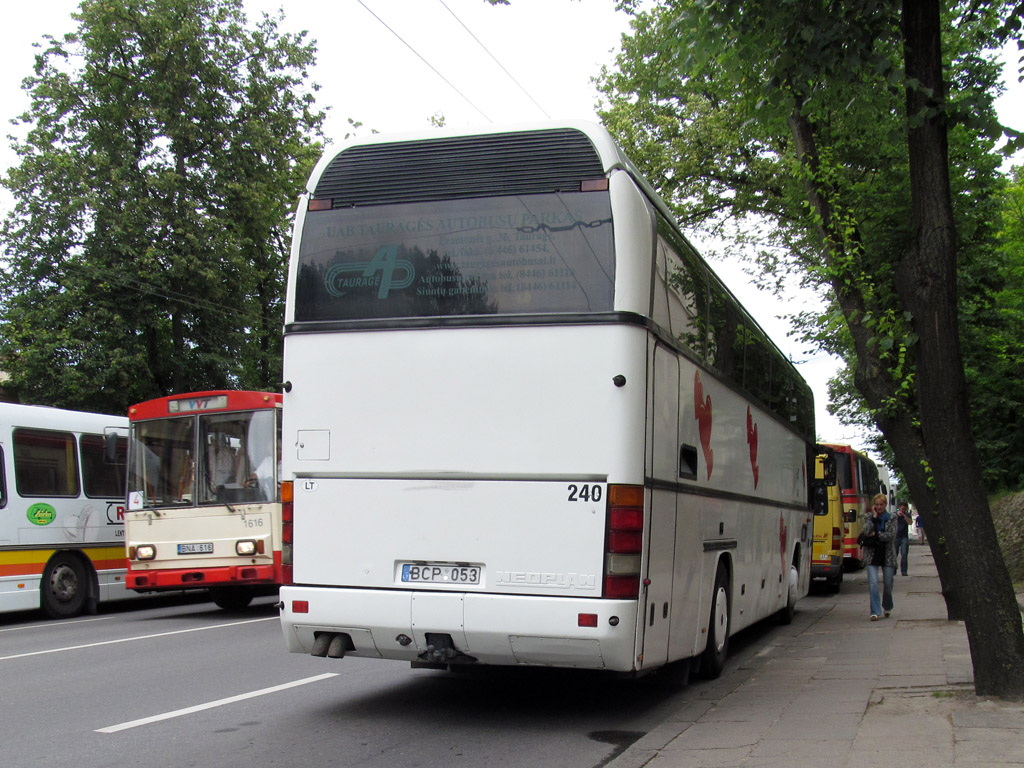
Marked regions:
[661,227,708,361]
[0,445,6,508]
[81,433,127,498]
[13,428,80,497]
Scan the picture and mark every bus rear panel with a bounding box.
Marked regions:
[280,122,814,675]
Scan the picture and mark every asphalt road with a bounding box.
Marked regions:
[1,591,777,768]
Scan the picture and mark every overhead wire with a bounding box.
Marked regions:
[354,0,493,123]
[436,0,551,119]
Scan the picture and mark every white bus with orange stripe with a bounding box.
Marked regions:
[278,122,815,678]
[0,402,131,618]
[124,391,282,610]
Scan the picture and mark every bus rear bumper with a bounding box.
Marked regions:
[811,556,843,579]
[279,586,640,671]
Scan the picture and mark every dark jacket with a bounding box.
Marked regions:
[895,510,910,540]
[863,513,897,568]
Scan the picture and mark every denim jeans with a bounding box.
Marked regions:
[866,564,895,617]
[896,536,909,575]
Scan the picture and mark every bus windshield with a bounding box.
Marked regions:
[128,409,278,508]
[294,192,614,322]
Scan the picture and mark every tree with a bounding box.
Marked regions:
[600,0,988,617]
[600,0,1024,697]
[829,165,1024,493]
[965,166,1024,489]
[0,0,325,414]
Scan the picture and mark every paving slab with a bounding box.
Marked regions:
[606,544,1024,768]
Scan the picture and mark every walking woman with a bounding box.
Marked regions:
[864,493,897,620]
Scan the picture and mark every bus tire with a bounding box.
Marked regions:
[777,563,798,625]
[210,587,255,610]
[41,552,90,619]
[699,561,730,679]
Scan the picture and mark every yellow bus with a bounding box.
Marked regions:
[811,449,844,591]
[821,443,879,569]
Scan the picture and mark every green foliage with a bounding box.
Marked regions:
[0,0,325,413]
[599,0,1020,489]
[964,166,1024,489]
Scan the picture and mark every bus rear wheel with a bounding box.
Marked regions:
[41,553,90,619]
[776,563,798,625]
[699,562,730,679]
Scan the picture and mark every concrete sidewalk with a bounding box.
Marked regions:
[610,544,1024,767]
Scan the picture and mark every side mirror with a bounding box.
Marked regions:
[820,455,837,486]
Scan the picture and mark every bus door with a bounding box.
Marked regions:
[640,342,680,669]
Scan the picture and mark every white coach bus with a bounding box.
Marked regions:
[278,122,815,679]
[0,403,130,618]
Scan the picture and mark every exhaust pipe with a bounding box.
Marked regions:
[310,632,355,658]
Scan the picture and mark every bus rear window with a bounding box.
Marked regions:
[294,193,614,322]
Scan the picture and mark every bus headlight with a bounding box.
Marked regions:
[236,539,258,557]
[135,545,157,561]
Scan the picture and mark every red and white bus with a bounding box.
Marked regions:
[821,443,879,568]
[124,391,282,609]
[278,122,816,679]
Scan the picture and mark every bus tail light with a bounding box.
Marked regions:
[603,484,644,599]
[281,481,294,585]
[832,527,843,552]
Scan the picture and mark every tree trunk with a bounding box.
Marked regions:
[899,0,1024,699]
[786,106,963,617]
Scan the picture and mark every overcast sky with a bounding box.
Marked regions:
[2,0,1021,455]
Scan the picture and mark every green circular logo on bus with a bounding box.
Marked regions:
[26,503,57,526]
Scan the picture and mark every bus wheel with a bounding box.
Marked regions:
[41,553,89,619]
[777,563,798,625]
[210,587,254,610]
[699,562,730,679]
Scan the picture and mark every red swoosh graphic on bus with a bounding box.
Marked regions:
[747,406,759,489]
[694,371,713,479]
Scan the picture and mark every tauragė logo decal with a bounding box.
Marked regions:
[324,244,415,299]
[26,502,57,526]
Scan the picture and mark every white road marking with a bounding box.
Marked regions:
[0,616,277,661]
[0,616,115,633]
[96,673,339,733]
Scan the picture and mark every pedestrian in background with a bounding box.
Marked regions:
[894,501,911,576]
[863,493,896,620]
